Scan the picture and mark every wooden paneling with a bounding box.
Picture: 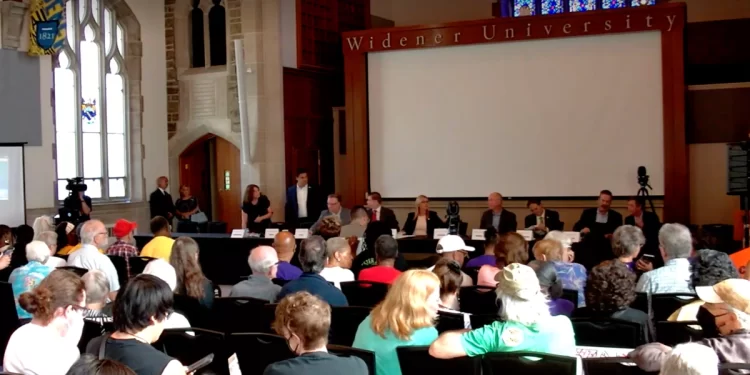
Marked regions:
[214,137,241,231]
[178,136,212,221]
[685,19,750,85]
[687,87,750,144]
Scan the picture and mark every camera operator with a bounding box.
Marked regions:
[63,178,92,222]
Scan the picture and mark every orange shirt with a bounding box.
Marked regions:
[730,247,750,278]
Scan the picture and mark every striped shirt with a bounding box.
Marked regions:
[635,258,694,295]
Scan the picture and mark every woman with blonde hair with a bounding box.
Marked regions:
[169,237,214,309]
[536,236,587,307]
[401,195,444,237]
[353,269,441,375]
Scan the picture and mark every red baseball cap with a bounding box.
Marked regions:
[113,219,137,238]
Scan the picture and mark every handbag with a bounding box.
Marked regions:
[191,211,208,223]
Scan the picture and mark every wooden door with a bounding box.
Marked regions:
[178,139,212,221]
[214,137,241,231]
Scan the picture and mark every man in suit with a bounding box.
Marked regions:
[311,193,351,233]
[524,199,563,235]
[149,176,175,225]
[625,196,663,268]
[479,192,517,234]
[573,189,623,268]
[366,192,399,230]
[285,168,321,227]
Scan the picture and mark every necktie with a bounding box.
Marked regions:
[372,209,378,221]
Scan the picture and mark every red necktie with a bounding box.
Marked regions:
[372,210,378,221]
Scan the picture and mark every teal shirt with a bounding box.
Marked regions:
[461,315,576,357]
[353,315,438,375]
[9,261,52,319]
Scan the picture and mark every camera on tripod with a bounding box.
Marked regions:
[637,166,655,212]
[65,177,88,195]
[446,201,461,235]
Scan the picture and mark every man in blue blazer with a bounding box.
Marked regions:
[311,193,352,233]
[285,168,322,227]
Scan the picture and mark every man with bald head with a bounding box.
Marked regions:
[149,176,175,225]
[273,231,302,281]
[479,192,517,234]
[67,220,120,299]
[229,246,281,301]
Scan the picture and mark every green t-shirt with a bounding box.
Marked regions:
[461,315,576,357]
[352,315,438,375]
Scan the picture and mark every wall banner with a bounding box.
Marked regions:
[28,0,66,56]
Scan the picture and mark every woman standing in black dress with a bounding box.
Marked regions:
[241,184,273,233]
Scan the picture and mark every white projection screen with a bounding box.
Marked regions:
[0,146,26,226]
[368,31,665,198]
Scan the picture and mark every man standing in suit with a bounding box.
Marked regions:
[524,199,563,235]
[366,192,399,230]
[573,190,623,268]
[149,176,175,225]
[479,192,517,234]
[285,168,320,227]
[625,196,663,268]
[311,193,351,232]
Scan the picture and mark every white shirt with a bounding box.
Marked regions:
[44,256,67,268]
[296,185,308,218]
[3,323,80,375]
[67,244,121,292]
[319,266,355,289]
[159,187,167,195]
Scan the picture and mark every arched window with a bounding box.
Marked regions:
[208,0,226,66]
[542,0,564,15]
[569,0,596,12]
[190,0,205,68]
[54,0,128,200]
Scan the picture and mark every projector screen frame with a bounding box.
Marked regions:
[342,3,688,223]
[0,142,28,226]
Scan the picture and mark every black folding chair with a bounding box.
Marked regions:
[655,321,703,346]
[58,266,88,277]
[561,289,578,306]
[469,314,501,329]
[631,292,648,314]
[209,297,268,334]
[482,352,577,375]
[330,306,371,346]
[340,281,389,308]
[328,345,376,375]
[107,255,129,287]
[458,286,498,315]
[584,357,658,375]
[153,328,228,375]
[572,318,643,348]
[229,333,293,375]
[651,294,698,322]
[127,256,155,277]
[0,282,20,360]
[396,346,481,375]
[174,295,211,329]
[436,310,467,333]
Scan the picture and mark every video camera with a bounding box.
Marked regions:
[446,201,460,235]
[65,177,88,194]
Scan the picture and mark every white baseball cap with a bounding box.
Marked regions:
[436,235,475,254]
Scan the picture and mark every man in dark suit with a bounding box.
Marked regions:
[573,189,623,268]
[479,192,517,234]
[365,192,399,230]
[524,199,563,235]
[625,196,663,268]
[149,176,175,225]
[285,168,321,227]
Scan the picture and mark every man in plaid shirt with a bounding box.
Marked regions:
[106,219,139,278]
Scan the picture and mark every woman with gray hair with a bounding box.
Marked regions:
[37,231,66,268]
[611,225,646,271]
[82,270,113,324]
[8,241,53,320]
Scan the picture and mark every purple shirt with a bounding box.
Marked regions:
[548,298,575,317]
[465,255,497,269]
[276,261,302,281]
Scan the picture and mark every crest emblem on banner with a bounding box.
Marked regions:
[28,0,66,56]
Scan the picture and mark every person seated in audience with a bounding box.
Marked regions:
[66,354,137,375]
[429,235,473,286]
[82,270,114,324]
[366,192,399,230]
[55,221,77,255]
[67,220,121,300]
[626,197,663,266]
[107,219,139,278]
[479,192,517,234]
[429,264,577,364]
[524,199,563,237]
[401,195,444,237]
[659,343,719,375]
[229,245,281,301]
[32,215,55,240]
[0,225,10,273]
[9,224,35,270]
[668,249,739,323]
[311,193,351,233]
[612,225,646,272]
[433,259,471,328]
[140,216,175,262]
[241,184,273,234]
[477,232,528,287]
[86,274,188,375]
[174,185,200,221]
[340,205,369,240]
[351,221,408,276]
[3,269,86,374]
[276,236,348,307]
[58,223,105,256]
[316,215,342,240]
[266,292,368,375]
[573,190,623,268]
[319,237,354,289]
[544,230,576,262]
[273,231,303,281]
[9,241,54,321]
[574,260,650,342]
[354,269,441,375]
[533,239,587,307]
[169,237,214,309]
[630,278,750,373]
[636,223,694,294]
[465,227,499,268]
[529,260,574,317]
[359,235,402,284]
[142,259,191,329]
[38,231,67,268]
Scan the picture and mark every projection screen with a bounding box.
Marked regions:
[0,145,26,227]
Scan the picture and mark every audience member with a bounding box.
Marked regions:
[351,221,407,276]
[241,184,273,233]
[149,176,175,224]
[465,227,499,268]
[170,237,214,309]
[65,354,137,375]
[317,216,342,240]
[311,193,351,233]
[140,216,175,262]
[573,190,623,268]
[524,199,563,236]
[86,274,187,375]
[636,223,694,294]
[9,224,35,269]
[402,195,444,237]
[82,270,113,324]
[366,192,399,230]
[3,269,86,375]
[433,259,471,328]
[612,225,646,271]
[477,232,528,287]
[32,215,56,240]
[544,230,575,262]
[56,221,77,255]
[67,220,121,300]
[353,270,441,375]
[359,235,402,284]
[9,241,54,320]
[669,249,739,322]
[479,192,517,234]
[266,292,368,375]
[430,235,473,286]
[276,236,348,307]
[0,224,12,252]
[340,205,369,239]
[533,239,587,307]
[142,259,191,329]
[659,343,719,375]
[273,231,303,281]
[229,245,281,301]
[107,219,139,278]
[285,168,321,227]
[38,230,67,268]
[529,260,574,317]
[625,196,663,267]
[319,237,354,289]
[174,185,200,221]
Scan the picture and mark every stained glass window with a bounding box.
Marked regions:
[569,0,596,12]
[542,0,564,15]
[54,0,129,200]
[632,0,656,6]
[514,0,536,16]
[603,0,627,9]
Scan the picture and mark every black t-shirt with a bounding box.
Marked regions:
[263,352,368,375]
[175,197,198,217]
[241,195,271,231]
[86,336,174,375]
[63,194,93,222]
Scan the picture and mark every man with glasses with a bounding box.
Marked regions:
[67,219,121,300]
[310,193,351,233]
[229,245,281,301]
[428,235,474,286]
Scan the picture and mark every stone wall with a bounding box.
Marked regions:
[227,0,242,133]
[165,0,179,138]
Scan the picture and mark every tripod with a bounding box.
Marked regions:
[637,179,656,213]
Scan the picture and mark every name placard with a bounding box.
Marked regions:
[471,229,486,240]
[433,228,449,239]
[294,228,309,239]
[264,228,279,238]
[563,231,581,243]
[517,230,534,241]
[391,229,398,237]
[230,229,247,239]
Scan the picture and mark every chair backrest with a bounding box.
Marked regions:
[458,286,498,315]
[229,333,293,375]
[107,255,129,287]
[128,256,155,276]
[482,352,577,375]
[469,314,501,329]
[176,221,200,233]
[0,282,20,360]
[173,294,211,329]
[272,278,289,287]
[651,294,698,322]
[328,345,376,375]
[631,292,648,314]
[561,289,578,306]
[436,310,466,333]
[153,328,228,375]
[463,267,479,285]
[583,357,658,375]
[655,321,703,347]
[721,363,750,371]
[329,306,372,346]
[78,320,108,353]
[572,318,642,348]
[396,346,480,375]
[340,281,389,308]
[209,297,269,334]
[58,266,89,277]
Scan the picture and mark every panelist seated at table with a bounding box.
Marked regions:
[241,184,273,234]
[524,199,563,234]
[365,192,399,230]
[573,190,623,238]
[625,196,662,266]
[311,193,351,233]
[479,192,517,234]
[285,168,322,227]
[401,195,445,237]
[340,206,369,239]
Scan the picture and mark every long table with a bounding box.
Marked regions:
[135,233,484,285]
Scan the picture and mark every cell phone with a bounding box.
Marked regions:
[641,254,655,262]
[187,353,214,373]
